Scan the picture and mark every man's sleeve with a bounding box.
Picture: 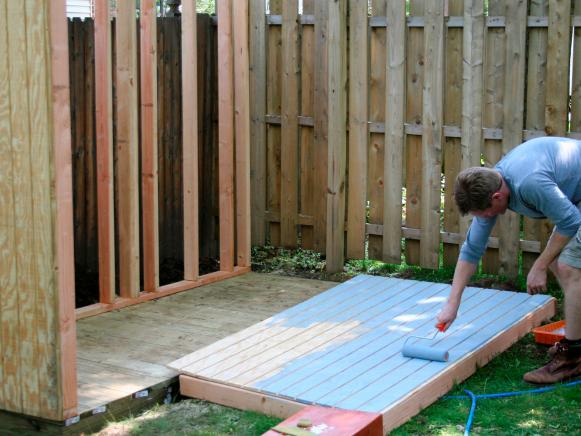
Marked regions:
[521,178,581,237]
[459,216,497,264]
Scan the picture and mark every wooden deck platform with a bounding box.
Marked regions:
[73,273,335,432]
[169,275,556,433]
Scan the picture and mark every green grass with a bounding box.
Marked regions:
[95,246,580,435]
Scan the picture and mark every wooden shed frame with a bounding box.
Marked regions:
[0,0,250,423]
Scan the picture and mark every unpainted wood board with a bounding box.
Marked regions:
[27,0,59,417]
[481,0,504,274]
[280,0,299,248]
[347,0,368,260]
[201,280,440,382]
[233,0,252,267]
[225,281,450,387]
[312,0,328,252]
[116,0,140,297]
[498,0,527,278]
[169,274,376,371]
[141,0,160,290]
[325,0,347,272]
[420,1,444,269]
[572,0,581,132]
[443,0,464,267]
[249,0,267,245]
[404,0,424,266]
[94,0,115,303]
[298,2,315,249]
[367,0,386,261]
[382,0,405,264]
[182,0,200,280]
[76,273,334,414]
[545,0,571,136]
[6,0,40,416]
[0,0,18,412]
[523,0,548,273]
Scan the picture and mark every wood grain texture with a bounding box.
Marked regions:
[182,0,200,280]
[233,0,251,267]
[420,0,444,269]
[368,0,386,261]
[217,0,235,271]
[94,0,115,303]
[115,0,140,297]
[280,0,299,248]
[498,0,527,278]
[172,275,555,433]
[141,0,160,291]
[49,0,78,418]
[325,0,348,272]
[347,0,368,260]
[249,0,267,245]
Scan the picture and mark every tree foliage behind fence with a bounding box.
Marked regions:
[250,0,581,276]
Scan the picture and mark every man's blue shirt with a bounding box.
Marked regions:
[459,136,581,264]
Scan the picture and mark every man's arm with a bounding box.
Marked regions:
[436,260,477,330]
[527,231,571,294]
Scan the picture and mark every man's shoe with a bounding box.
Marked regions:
[523,340,581,384]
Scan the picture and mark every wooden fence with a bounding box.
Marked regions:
[68,14,220,300]
[250,0,581,276]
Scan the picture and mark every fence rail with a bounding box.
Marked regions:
[250,0,581,276]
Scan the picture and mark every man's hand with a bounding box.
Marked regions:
[436,301,459,331]
[527,265,547,294]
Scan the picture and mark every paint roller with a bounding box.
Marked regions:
[401,323,450,362]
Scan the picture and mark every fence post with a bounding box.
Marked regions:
[326,0,347,272]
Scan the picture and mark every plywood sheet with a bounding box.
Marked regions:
[170,275,555,432]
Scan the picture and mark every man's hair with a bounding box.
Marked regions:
[454,167,502,215]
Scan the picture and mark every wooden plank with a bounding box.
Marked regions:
[0,0,19,413]
[312,0,328,252]
[140,0,160,291]
[458,0,484,241]
[442,0,464,267]
[49,0,78,419]
[572,0,581,134]
[367,0,387,261]
[545,0,571,137]
[346,0,369,260]
[182,0,200,280]
[380,299,554,433]
[481,0,504,274]
[405,0,424,266]
[420,0,445,269]
[498,0,527,279]
[382,0,406,264]
[523,0,549,275]
[116,0,140,297]
[266,0,282,246]
[250,0,267,245]
[27,0,58,418]
[6,0,39,416]
[217,0,235,271]
[76,267,251,320]
[180,375,304,419]
[172,277,554,433]
[299,0,316,249]
[280,0,299,248]
[325,0,348,272]
[221,282,449,385]
[233,0,252,266]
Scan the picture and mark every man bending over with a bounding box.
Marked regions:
[437,136,581,384]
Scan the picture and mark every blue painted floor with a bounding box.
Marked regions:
[170,275,554,415]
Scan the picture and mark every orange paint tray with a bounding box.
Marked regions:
[532,320,566,345]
